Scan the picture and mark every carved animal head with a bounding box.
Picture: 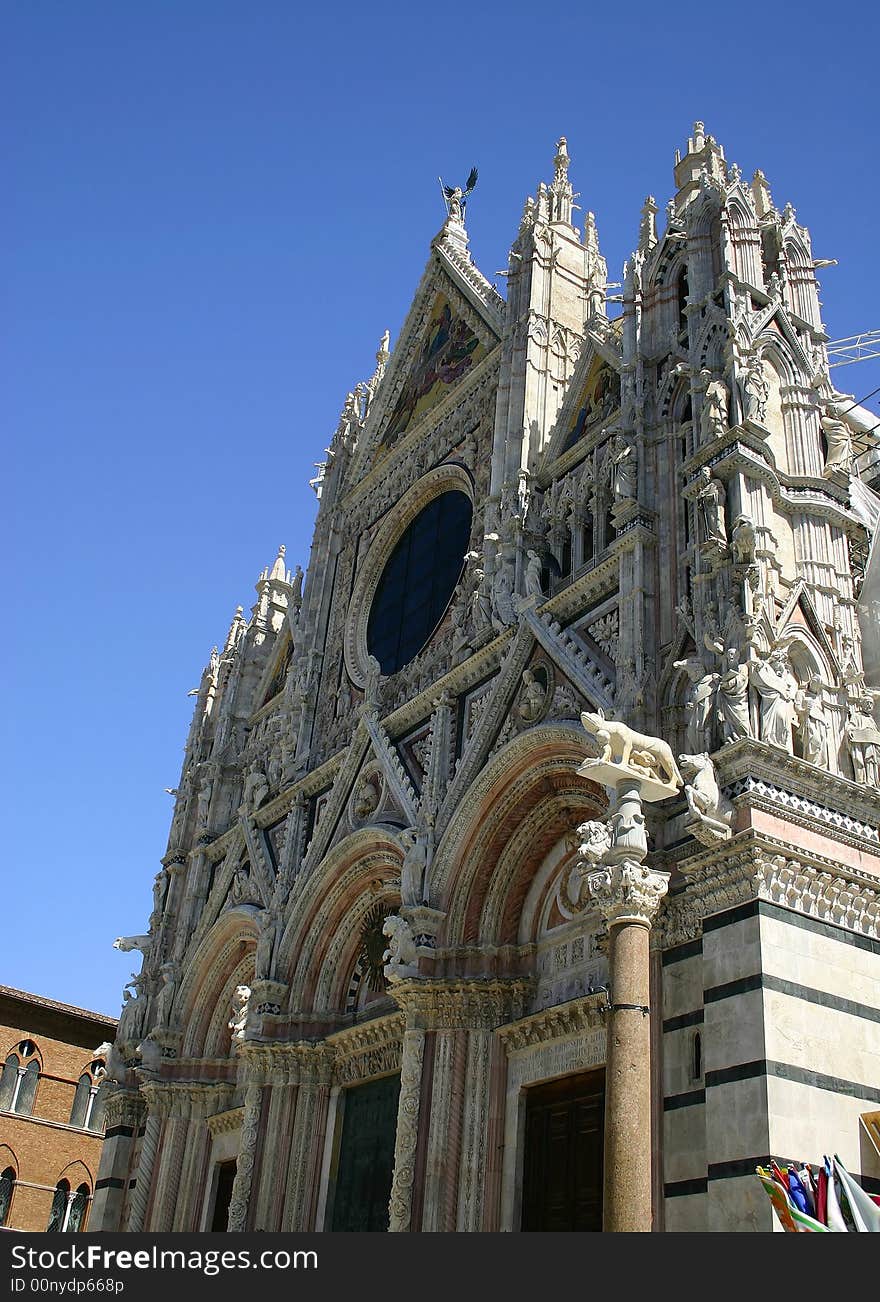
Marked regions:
[580,709,607,733]
[678,752,712,777]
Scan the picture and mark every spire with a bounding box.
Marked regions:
[583,210,608,320]
[253,546,293,638]
[638,195,658,252]
[673,119,727,207]
[549,136,575,226]
[269,543,289,584]
[224,605,247,653]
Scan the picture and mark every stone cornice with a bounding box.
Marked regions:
[497,992,606,1052]
[716,738,880,836]
[655,833,880,949]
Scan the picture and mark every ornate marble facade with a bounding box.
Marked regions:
[93,125,880,1234]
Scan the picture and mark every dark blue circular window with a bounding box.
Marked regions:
[367,490,472,675]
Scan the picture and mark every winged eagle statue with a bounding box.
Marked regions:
[439,167,478,222]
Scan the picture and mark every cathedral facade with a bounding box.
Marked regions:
[93,124,880,1234]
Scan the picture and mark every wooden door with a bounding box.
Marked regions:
[521,1068,605,1231]
[330,1073,401,1232]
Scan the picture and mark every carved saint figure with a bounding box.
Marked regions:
[845,696,880,785]
[524,550,544,599]
[153,961,177,1028]
[196,772,213,828]
[820,405,853,478]
[518,669,546,722]
[353,776,379,821]
[241,764,270,816]
[742,355,770,425]
[491,563,515,631]
[750,649,798,753]
[399,818,433,908]
[117,975,146,1043]
[674,656,719,753]
[699,371,729,443]
[608,433,637,501]
[254,910,278,982]
[695,467,727,548]
[717,646,750,743]
[795,675,830,768]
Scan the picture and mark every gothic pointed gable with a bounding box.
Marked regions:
[541,338,622,469]
[774,581,841,677]
[347,244,503,484]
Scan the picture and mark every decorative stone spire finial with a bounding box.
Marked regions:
[638,195,658,252]
[549,136,575,226]
[269,544,288,584]
[224,605,247,652]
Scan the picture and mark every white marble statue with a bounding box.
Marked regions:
[717,646,750,743]
[609,433,637,501]
[153,961,178,1028]
[674,656,719,753]
[254,910,278,982]
[751,649,798,753]
[796,675,830,768]
[228,984,251,1043]
[399,820,432,908]
[699,371,729,442]
[524,550,544,599]
[695,467,727,548]
[382,915,418,968]
[846,696,880,784]
[580,710,683,788]
[679,752,733,839]
[741,355,769,425]
[821,405,853,478]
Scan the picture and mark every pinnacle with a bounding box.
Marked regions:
[269,544,289,583]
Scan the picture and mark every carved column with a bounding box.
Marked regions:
[125,1108,162,1232]
[457,1025,493,1231]
[89,1088,145,1231]
[421,1030,459,1231]
[226,1083,262,1232]
[387,1028,425,1232]
[282,1048,329,1231]
[587,849,669,1232]
[146,1098,186,1233]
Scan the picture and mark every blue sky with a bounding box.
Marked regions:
[5,2,880,1016]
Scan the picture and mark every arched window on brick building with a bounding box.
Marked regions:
[0,1167,15,1228]
[0,1041,41,1116]
[69,1058,107,1132]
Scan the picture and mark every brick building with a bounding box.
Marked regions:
[0,986,116,1232]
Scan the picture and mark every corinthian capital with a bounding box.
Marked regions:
[586,860,670,927]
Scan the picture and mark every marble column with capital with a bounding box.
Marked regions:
[577,720,678,1232]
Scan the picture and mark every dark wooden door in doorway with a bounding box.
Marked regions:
[330,1073,401,1232]
[521,1067,605,1231]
